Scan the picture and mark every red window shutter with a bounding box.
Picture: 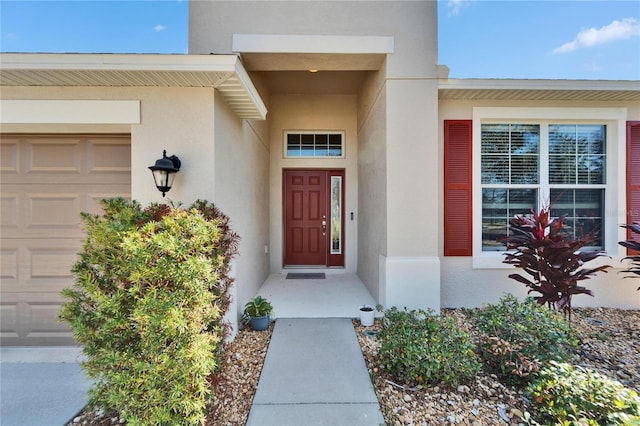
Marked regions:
[627,121,640,254]
[444,120,472,256]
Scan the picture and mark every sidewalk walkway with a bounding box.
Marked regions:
[246,318,385,426]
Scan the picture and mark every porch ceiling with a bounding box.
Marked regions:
[439,78,640,102]
[0,53,267,120]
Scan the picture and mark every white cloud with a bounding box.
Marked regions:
[553,17,640,54]
[153,24,167,32]
[447,0,471,17]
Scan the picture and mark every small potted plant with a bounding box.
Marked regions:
[243,295,273,331]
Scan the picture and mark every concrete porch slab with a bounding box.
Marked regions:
[257,273,377,319]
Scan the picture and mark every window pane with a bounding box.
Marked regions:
[482,188,537,250]
[550,188,604,248]
[481,124,539,185]
[330,176,342,254]
[315,134,329,156]
[285,132,343,157]
[510,124,540,155]
[511,155,539,184]
[509,189,537,216]
[481,124,509,153]
[287,133,301,156]
[481,156,509,184]
[549,125,606,184]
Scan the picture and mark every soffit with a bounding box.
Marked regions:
[439,79,640,102]
[232,34,392,72]
[256,71,367,95]
[239,52,386,71]
[0,53,267,120]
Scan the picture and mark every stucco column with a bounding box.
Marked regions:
[380,78,441,311]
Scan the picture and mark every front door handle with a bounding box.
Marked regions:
[322,216,327,236]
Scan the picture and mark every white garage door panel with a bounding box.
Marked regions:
[0,134,131,346]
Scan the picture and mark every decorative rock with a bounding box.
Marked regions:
[457,385,470,393]
[403,393,412,402]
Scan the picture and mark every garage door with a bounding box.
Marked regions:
[1,134,131,346]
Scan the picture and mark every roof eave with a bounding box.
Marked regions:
[0,53,267,120]
[438,78,640,102]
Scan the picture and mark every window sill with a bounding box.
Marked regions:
[472,250,623,270]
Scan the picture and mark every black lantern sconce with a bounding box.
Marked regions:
[149,150,181,196]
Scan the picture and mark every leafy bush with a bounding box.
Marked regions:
[526,361,640,425]
[503,206,610,317]
[377,307,481,387]
[619,223,640,290]
[472,294,578,387]
[59,198,239,425]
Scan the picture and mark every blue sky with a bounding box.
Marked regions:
[1,0,639,80]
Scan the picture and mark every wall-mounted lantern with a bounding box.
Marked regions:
[149,150,181,197]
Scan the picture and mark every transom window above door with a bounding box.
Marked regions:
[285,131,344,158]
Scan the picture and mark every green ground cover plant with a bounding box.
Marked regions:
[525,361,640,425]
[59,198,238,426]
[472,294,578,387]
[377,307,481,387]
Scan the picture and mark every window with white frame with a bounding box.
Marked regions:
[481,123,606,251]
[285,131,344,158]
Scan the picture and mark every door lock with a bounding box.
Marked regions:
[322,216,327,236]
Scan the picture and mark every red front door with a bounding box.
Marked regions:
[284,169,344,267]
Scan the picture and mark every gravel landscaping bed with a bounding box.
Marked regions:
[355,307,639,425]
[71,307,638,425]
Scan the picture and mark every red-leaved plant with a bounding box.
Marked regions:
[502,206,611,318]
[618,223,640,290]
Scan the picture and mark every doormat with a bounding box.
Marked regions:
[286,273,326,279]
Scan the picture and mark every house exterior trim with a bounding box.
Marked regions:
[0,53,267,120]
[0,100,140,124]
[439,78,640,102]
[232,34,394,54]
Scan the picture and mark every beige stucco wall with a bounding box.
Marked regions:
[357,70,388,300]
[1,86,217,206]
[267,94,359,272]
[188,0,442,310]
[214,94,271,325]
[189,1,438,79]
[438,98,640,309]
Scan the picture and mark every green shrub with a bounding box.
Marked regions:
[377,307,481,387]
[59,198,239,426]
[526,361,640,425]
[472,294,578,387]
